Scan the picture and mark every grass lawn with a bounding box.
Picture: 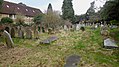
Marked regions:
[0,27,119,67]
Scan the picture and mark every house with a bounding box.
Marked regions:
[0,1,42,24]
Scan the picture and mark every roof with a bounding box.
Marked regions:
[0,1,42,17]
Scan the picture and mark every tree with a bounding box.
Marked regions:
[43,11,64,30]
[0,0,3,10]
[33,14,43,24]
[15,14,25,25]
[33,14,44,33]
[86,1,97,22]
[100,0,119,21]
[1,17,13,24]
[62,0,75,23]
[47,3,53,13]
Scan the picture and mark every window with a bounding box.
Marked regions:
[17,7,20,9]
[6,5,9,8]
[9,14,12,18]
[26,9,28,11]
[33,10,35,13]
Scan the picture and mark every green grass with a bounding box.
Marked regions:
[0,27,119,67]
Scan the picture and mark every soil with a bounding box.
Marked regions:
[0,45,31,66]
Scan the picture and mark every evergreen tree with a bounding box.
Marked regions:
[62,0,75,23]
[100,0,119,20]
[47,3,53,13]
[0,0,3,10]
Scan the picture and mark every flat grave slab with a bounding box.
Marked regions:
[64,55,80,67]
[40,36,58,44]
[104,38,118,49]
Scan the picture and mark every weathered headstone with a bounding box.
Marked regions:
[76,24,80,31]
[26,29,32,39]
[104,38,118,49]
[64,25,68,31]
[64,55,80,67]
[18,28,24,38]
[101,30,109,36]
[101,25,109,36]
[3,30,14,48]
[10,27,15,38]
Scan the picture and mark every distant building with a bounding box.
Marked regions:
[0,1,42,24]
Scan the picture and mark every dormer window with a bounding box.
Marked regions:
[33,10,35,13]
[26,9,28,11]
[17,7,20,9]
[6,5,9,8]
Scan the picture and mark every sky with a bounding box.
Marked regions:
[4,0,106,15]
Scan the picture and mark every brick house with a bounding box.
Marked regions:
[0,1,42,24]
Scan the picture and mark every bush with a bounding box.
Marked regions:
[1,17,13,24]
[110,20,119,25]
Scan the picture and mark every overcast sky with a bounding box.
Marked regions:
[4,0,106,15]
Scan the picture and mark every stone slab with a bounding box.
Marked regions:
[40,36,58,44]
[104,38,118,49]
[64,55,80,67]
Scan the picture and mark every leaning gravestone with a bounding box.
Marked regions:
[104,38,118,49]
[11,27,15,38]
[64,55,80,67]
[3,30,14,48]
[26,29,32,39]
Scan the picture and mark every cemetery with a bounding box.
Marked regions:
[0,0,119,67]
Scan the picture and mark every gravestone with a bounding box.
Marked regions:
[76,24,81,31]
[34,30,39,39]
[101,25,109,36]
[3,30,14,48]
[64,55,80,67]
[64,25,68,31]
[18,28,24,38]
[101,30,109,36]
[40,36,58,44]
[95,24,98,28]
[26,29,32,39]
[104,38,118,49]
[11,27,15,38]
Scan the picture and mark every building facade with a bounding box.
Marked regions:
[0,1,42,24]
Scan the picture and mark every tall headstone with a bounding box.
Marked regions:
[18,26,24,38]
[26,29,32,39]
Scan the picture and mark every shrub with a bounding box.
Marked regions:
[1,17,13,24]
